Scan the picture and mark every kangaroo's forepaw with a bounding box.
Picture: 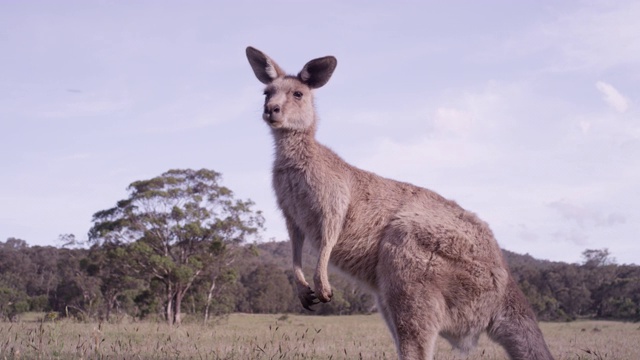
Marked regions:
[315,285,333,303]
[299,286,320,311]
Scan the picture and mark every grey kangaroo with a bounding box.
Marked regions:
[246,46,554,360]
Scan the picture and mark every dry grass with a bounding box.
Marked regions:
[1,313,638,359]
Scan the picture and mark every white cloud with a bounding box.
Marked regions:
[551,229,589,246]
[433,107,474,137]
[579,120,591,134]
[499,1,640,73]
[56,153,92,162]
[516,223,539,243]
[138,87,258,134]
[350,70,639,263]
[38,99,130,119]
[548,199,626,228]
[3,1,639,264]
[1,82,132,120]
[596,81,630,113]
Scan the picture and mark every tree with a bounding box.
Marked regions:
[50,247,101,320]
[241,263,295,314]
[24,245,59,305]
[200,244,252,323]
[82,243,142,321]
[88,169,264,325]
[0,237,28,250]
[0,287,28,322]
[582,248,615,268]
[0,239,33,292]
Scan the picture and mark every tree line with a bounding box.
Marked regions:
[1,169,638,324]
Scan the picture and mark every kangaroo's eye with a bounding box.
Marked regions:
[293,91,303,99]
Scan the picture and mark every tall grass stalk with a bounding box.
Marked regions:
[1,313,638,359]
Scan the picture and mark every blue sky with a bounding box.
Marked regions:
[1,1,638,264]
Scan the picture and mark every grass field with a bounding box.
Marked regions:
[1,313,638,359]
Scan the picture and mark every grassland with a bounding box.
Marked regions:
[1,313,638,359]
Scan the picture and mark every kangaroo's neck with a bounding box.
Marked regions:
[272,128,319,168]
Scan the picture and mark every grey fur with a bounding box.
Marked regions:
[245,46,554,360]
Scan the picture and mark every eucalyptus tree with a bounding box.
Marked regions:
[89,169,264,325]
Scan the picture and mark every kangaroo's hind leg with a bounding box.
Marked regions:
[379,284,442,360]
[376,295,399,349]
[378,238,445,359]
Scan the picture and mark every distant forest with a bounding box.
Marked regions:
[1,169,638,324]
[1,238,638,324]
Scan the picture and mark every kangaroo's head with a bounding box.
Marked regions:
[246,46,337,131]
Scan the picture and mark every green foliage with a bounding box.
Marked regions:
[134,289,160,320]
[29,295,50,312]
[88,169,264,325]
[240,264,295,314]
[0,287,29,321]
[507,248,640,322]
[582,248,615,268]
[2,234,640,323]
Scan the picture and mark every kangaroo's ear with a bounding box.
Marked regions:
[246,46,286,84]
[298,56,337,89]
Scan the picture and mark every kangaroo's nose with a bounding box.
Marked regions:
[265,104,280,115]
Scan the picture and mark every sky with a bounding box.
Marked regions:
[1,1,638,265]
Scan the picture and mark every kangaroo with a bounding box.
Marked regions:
[246,46,554,360]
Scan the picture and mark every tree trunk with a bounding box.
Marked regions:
[166,283,174,326]
[204,279,217,324]
[105,295,113,322]
[172,270,202,326]
[173,291,182,325]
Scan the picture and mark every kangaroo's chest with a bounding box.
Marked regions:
[272,166,323,234]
